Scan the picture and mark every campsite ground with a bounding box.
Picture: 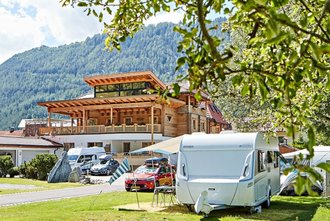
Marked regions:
[0,190,329,220]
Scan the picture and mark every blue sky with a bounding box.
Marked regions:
[0,0,229,65]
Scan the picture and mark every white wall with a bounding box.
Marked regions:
[46,133,170,152]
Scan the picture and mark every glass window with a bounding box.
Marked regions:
[122,83,132,90]
[87,142,103,147]
[121,90,134,96]
[95,85,107,92]
[192,119,197,130]
[125,117,132,125]
[258,150,266,172]
[133,82,145,89]
[108,84,120,91]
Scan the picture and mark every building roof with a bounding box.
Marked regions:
[38,94,186,115]
[206,103,228,124]
[0,130,24,137]
[84,71,166,90]
[0,136,62,147]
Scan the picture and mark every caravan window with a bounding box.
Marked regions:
[257,150,266,172]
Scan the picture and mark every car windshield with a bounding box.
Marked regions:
[134,165,157,174]
[100,160,108,164]
[68,155,78,161]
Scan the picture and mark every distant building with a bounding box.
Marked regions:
[0,135,63,166]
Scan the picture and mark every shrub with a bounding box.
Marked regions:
[8,167,19,178]
[0,155,14,177]
[19,154,58,180]
[34,154,58,180]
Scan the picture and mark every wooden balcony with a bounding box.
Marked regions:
[39,124,162,135]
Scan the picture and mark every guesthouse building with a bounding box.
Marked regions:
[37,71,229,156]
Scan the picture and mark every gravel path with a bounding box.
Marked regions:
[0,184,39,189]
[0,175,126,207]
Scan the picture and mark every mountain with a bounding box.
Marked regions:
[0,19,228,130]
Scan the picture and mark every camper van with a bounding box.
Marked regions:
[67,147,106,173]
[176,132,280,215]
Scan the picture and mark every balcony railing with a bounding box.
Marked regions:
[39,124,161,135]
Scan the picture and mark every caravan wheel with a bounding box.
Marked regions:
[261,190,271,209]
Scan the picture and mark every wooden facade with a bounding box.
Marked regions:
[37,71,227,138]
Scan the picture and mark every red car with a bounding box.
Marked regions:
[125,157,175,191]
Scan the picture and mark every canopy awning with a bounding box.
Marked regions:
[130,135,185,155]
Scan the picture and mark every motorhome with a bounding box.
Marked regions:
[176,132,280,215]
[67,147,106,172]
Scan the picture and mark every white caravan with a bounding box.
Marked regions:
[67,147,106,172]
[176,132,280,215]
[282,146,330,176]
[281,146,330,195]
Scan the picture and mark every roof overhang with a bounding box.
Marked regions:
[84,71,166,90]
[37,94,185,115]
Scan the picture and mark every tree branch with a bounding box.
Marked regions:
[196,0,222,61]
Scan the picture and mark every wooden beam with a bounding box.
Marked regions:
[83,109,86,132]
[49,102,155,113]
[151,106,154,144]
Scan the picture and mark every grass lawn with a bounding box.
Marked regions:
[0,191,329,221]
[0,178,84,194]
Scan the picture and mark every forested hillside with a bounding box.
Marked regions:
[0,23,184,130]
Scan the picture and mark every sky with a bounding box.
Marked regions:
[0,0,184,64]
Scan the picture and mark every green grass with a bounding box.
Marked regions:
[0,178,84,194]
[0,191,329,221]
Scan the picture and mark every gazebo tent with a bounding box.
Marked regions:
[130,135,185,165]
[130,135,185,155]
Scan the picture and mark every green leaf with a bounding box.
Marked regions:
[232,75,243,86]
[172,83,180,97]
[176,57,186,69]
[77,2,88,7]
[293,175,305,195]
[266,32,288,44]
[99,12,103,22]
[92,9,98,17]
[241,83,249,96]
[316,162,330,172]
[194,91,202,101]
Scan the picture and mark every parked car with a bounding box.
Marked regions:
[125,157,175,191]
[90,155,119,176]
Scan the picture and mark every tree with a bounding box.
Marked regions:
[61,0,330,194]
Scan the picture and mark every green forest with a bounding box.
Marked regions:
[0,22,187,130]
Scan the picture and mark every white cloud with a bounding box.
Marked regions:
[0,0,102,64]
[145,11,183,25]
[0,1,183,64]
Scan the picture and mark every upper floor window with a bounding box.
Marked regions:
[95,82,153,98]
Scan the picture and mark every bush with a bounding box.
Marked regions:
[0,155,14,177]
[8,167,19,178]
[19,154,58,180]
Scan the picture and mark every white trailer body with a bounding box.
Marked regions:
[176,132,280,211]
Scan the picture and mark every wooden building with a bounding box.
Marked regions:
[37,71,228,154]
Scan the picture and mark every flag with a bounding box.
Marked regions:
[108,158,131,185]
